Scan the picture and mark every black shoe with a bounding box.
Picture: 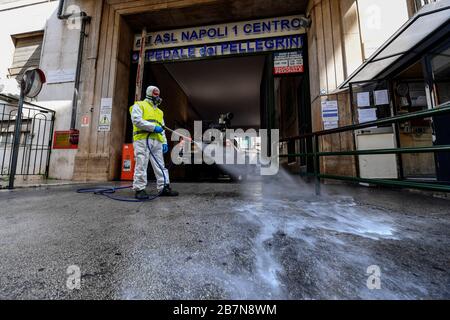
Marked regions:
[160,185,179,197]
[135,190,150,200]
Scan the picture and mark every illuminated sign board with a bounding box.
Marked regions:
[133,15,306,62]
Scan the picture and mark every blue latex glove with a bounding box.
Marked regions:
[162,144,169,154]
[153,126,164,134]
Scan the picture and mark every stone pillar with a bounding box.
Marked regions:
[73,0,133,181]
[307,0,363,177]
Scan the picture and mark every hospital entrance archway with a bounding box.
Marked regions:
[124,17,312,181]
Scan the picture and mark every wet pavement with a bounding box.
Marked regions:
[0,177,449,299]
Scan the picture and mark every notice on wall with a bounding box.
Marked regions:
[46,69,76,84]
[322,101,339,121]
[374,89,389,106]
[322,100,339,130]
[273,51,304,74]
[323,121,339,130]
[358,108,378,123]
[98,98,113,132]
[357,92,371,107]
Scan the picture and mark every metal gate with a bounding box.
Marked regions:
[0,96,55,189]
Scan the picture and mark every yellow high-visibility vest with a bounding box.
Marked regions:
[129,100,165,143]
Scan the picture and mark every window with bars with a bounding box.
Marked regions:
[0,118,33,146]
[0,132,32,146]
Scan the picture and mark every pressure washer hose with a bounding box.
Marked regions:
[76,133,167,202]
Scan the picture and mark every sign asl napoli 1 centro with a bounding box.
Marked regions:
[133,15,307,63]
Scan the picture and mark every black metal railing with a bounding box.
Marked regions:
[280,102,450,195]
[0,98,55,188]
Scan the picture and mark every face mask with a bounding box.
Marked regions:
[147,96,162,106]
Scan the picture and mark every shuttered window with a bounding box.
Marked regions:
[8,32,43,79]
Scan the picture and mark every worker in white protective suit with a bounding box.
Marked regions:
[129,86,179,200]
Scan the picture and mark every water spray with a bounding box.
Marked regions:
[163,125,204,149]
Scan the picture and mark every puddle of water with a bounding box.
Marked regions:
[238,197,397,242]
[232,172,399,296]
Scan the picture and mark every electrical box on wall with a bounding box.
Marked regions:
[355,127,398,179]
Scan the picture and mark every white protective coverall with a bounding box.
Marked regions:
[130,99,170,191]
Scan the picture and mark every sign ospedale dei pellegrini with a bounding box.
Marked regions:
[133,15,307,62]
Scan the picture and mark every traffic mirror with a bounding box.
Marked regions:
[22,68,46,98]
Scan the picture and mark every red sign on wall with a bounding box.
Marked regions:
[53,131,78,149]
[81,115,90,127]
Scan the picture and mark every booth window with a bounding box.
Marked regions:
[430,43,450,105]
[8,32,44,79]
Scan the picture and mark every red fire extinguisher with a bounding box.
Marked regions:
[121,144,135,181]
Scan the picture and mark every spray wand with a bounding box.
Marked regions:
[163,126,203,149]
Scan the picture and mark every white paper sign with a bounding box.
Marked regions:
[374,90,389,106]
[357,92,371,107]
[325,100,338,110]
[321,100,339,122]
[324,121,338,130]
[46,69,76,84]
[98,98,113,132]
[358,108,378,123]
[273,51,304,74]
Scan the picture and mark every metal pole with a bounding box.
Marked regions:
[45,113,56,179]
[135,28,147,102]
[312,135,321,196]
[70,14,89,130]
[8,80,25,189]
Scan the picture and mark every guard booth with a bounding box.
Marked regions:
[340,2,450,184]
